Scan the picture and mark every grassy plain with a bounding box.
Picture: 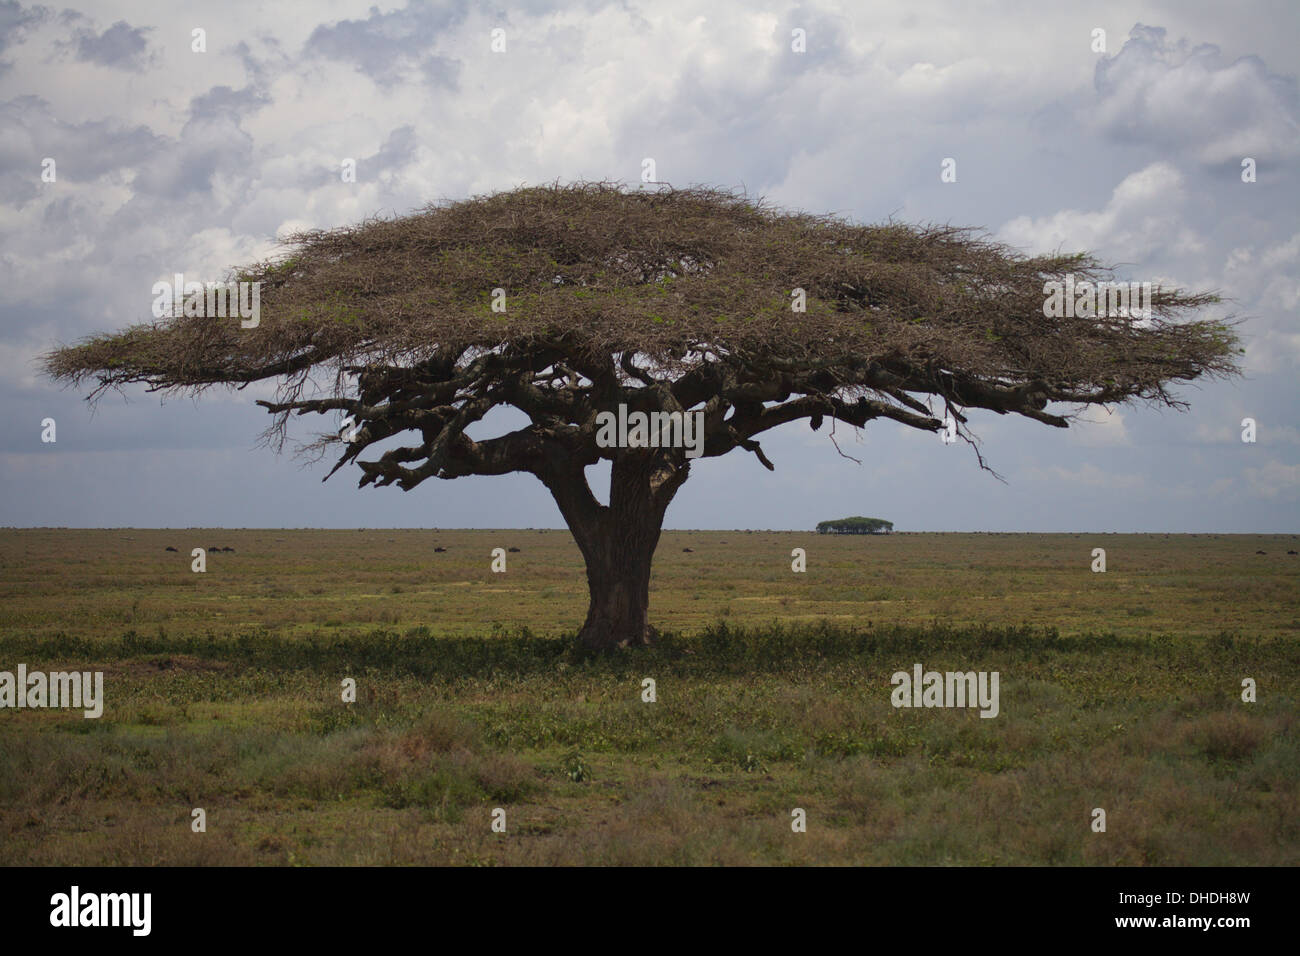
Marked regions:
[0,529,1296,865]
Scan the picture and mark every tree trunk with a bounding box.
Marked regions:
[576,512,659,651]
[538,450,689,652]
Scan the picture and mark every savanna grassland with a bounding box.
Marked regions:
[0,529,1297,866]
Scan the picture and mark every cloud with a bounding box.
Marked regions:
[998,161,1203,262]
[189,85,271,123]
[1025,463,1145,491]
[0,0,46,73]
[1069,408,1131,447]
[1221,231,1300,371]
[68,19,154,72]
[1090,24,1300,166]
[304,2,466,88]
[127,95,258,201]
[0,95,163,204]
[1193,419,1300,446]
[1242,460,1300,499]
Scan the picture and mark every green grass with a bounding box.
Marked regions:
[0,530,1296,865]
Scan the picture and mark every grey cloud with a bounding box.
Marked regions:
[121,87,271,201]
[190,85,271,122]
[230,36,292,90]
[771,5,856,77]
[71,18,154,72]
[370,124,420,175]
[0,95,164,202]
[129,92,260,201]
[304,1,466,88]
[0,0,47,76]
[130,128,253,200]
[1092,24,1300,165]
[0,0,45,53]
[292,124,424,192]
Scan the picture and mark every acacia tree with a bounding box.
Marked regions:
[44,183,1239,651]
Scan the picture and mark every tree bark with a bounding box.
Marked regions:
[538,449,688,652]
[575,510,659,650]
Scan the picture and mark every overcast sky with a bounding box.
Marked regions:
[2,0,1297,532]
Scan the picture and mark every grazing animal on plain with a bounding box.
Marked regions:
[434,547,447,553]
[165,546,178,552]
[508,547,521,553]
[682,547,694,552]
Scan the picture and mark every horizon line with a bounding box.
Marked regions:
[2,527,1297,535]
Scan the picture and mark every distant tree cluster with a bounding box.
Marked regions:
[816,516,894,535]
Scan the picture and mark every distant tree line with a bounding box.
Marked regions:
[816,516,894,534]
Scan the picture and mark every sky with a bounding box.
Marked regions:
[1,0,1297,532]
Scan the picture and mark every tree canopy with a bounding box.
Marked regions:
[43,181,1242,649]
